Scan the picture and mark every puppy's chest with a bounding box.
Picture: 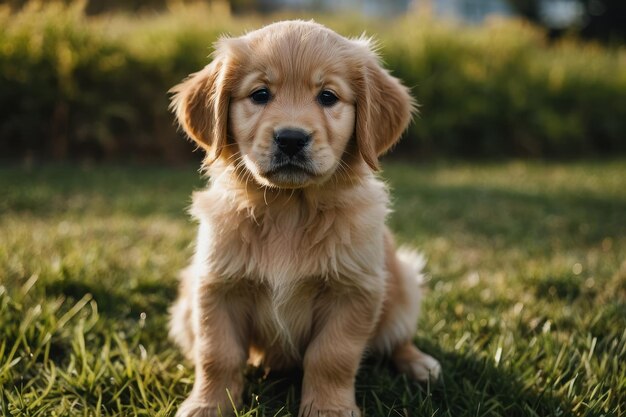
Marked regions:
[214,205,353,280]
[249,279,320,363]
[192,180,390,284]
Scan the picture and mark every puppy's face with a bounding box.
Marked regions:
[229,38,356,188]
[171,21,415,189]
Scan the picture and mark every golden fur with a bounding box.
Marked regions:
[168,20,441,417]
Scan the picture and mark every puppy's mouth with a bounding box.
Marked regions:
[262,161,319,187]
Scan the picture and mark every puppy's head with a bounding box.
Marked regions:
[171,20,415,188]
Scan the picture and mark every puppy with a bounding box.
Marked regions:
[169,20,441,417]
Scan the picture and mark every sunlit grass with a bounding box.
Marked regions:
[0,161,624,416]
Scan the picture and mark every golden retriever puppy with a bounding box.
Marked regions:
[168,20,441,417]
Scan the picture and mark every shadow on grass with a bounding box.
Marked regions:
[390,181,626,249]
[228,341,584,417]
[414,340,583,417]
[42,272,178,331]
[0,164,203,218]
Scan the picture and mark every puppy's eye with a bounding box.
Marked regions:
[318,90,339,107]
[250,88,271,105]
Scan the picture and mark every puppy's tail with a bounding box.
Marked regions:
[396,246,427,286]
[370,246,428,354]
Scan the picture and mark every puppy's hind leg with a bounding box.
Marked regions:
[392,341,441,382]
[169,265,196,361]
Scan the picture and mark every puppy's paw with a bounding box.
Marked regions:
[175,399,233,417]
[299,407,361,417]
[393,343,442,383]
[404,352,442,382]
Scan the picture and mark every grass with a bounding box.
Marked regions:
[0,160,624,417]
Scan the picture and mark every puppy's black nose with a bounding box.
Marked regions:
[274,128,311,157]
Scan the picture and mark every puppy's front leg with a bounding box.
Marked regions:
[177,280,248,417]
[300,290,382,417]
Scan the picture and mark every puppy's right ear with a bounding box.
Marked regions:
[169,47,235,161]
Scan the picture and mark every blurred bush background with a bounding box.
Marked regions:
[1,0,625,162]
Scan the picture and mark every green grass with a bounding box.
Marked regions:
[1,161,624,417]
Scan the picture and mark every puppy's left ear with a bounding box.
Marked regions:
[354,45,416,170]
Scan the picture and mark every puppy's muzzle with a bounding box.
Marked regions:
[274,128,311,157]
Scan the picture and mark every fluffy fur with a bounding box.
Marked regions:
[168,20,441,417]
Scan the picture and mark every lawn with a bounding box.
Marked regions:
[0,161,624,417]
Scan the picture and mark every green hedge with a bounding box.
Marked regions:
[383,20,626,157]
[1,2,625,161]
